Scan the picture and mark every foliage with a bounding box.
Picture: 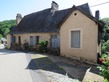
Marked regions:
[0,34,3,39]
[97,54,109,81]
[102,40,109,54]
[0,20,16,38]
[37,40,48,53]
[98,18,109,81]
[1,28,10,37]
[39,40,48,46]
[12,43,19,50]
[101,18,109,41]
[23,42,29,49]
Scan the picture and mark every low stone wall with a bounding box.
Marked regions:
[82,68,104,82]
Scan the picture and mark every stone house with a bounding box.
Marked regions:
[7,1,104,63]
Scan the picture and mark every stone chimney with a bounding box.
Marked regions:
[16,13,22,25]
[95,10,100,20]
[51,1,59,14]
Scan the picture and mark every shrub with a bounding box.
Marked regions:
[102,40,109,54]
[37,40,48,53]
[97,54,109,82]
[23,42,29,50]
[12,43,19,50]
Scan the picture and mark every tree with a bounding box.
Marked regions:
[101,18,109,41]
[1,28,10,37]
[0,34,3,39]
[0,20,16,38]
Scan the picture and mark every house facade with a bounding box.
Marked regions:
[60,9,102,63]
[7,1,104,63]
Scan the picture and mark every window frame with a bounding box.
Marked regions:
[69,29,82,49]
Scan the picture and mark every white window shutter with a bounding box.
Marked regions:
[71,31,80,48]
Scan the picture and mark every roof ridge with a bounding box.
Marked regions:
[24,8,51,17]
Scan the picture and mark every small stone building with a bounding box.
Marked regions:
[7,1,104,63]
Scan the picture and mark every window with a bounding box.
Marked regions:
[71,30,80,48]
[30,36,40,45]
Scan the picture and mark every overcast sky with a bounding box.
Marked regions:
[0,0,109,21]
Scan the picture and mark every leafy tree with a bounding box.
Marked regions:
[100,18,109,54]
[102,40,109,54]
[0,20,16,38]
[0,34,3,39]
[101,18,109,41]
[97,18,109,82]
[1,28,10,37]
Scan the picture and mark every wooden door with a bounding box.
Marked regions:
[18,36,21,46]
[51,35,60,48]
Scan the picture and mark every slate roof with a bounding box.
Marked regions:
[77,3,92,15]
[10,3,102,34]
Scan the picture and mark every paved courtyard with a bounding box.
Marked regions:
[0,46,99,82]
[0,49,47,82]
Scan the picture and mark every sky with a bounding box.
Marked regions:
[0,0,109,21]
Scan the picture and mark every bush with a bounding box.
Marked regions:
[0,34,3,39]
[37,40,48,53]
[97,39,109,82]
[97,54,109,82]
[102,40,109,54]
[39,40,48,47]
[23,42,29,50]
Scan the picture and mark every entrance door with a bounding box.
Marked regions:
[51,35,60,48]
[30,36,36,46]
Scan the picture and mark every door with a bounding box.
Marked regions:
[30,36,33,45]
[51,35,60,48]
[30,36,36,45]
[18,36,21,46]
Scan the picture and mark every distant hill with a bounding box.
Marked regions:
[0,20,16,39]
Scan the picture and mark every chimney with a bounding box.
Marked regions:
[51,1,59,14]
[16,13,22,25]
[95,10,100,20]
